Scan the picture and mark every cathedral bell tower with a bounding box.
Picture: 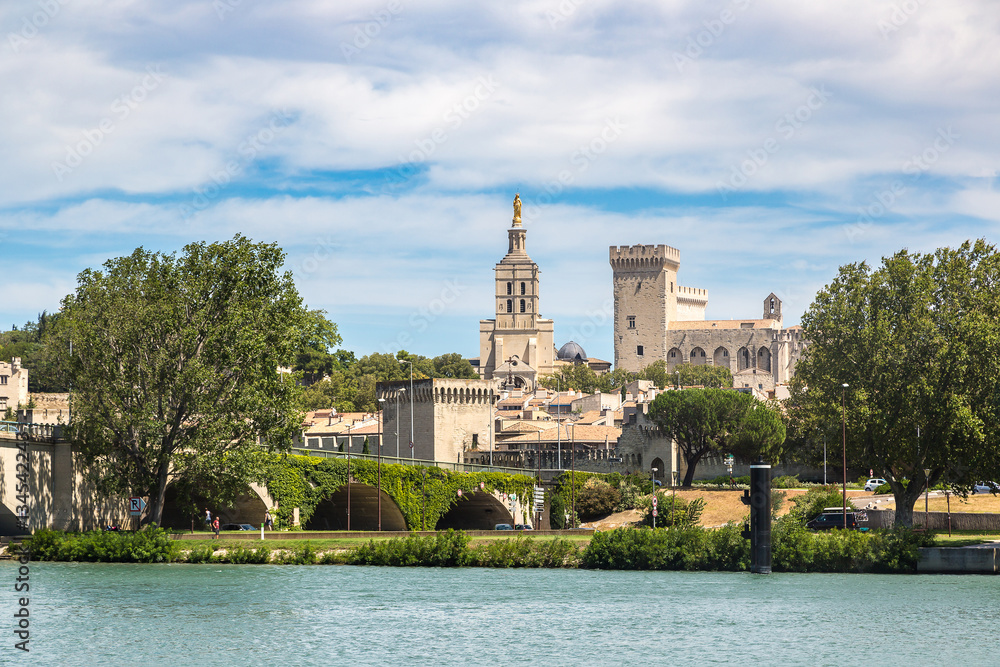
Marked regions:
[478,194,556,388]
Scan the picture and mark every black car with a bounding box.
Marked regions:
[221,523,256,531]
[806,509,859,531]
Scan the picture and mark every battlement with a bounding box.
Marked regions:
[609,244,680,271]
[676,285,708,301]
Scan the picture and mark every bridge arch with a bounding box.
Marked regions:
[159,483,271,530]
[305,483,406,531]
[436,491,513,530]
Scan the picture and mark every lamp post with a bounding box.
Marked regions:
[651,467,658,528]
[841,383,849,529]
[346,436,351,532]
[675,370,680,389]
[823,434,827,486]
[924,467,931,530]
[556,377,562,469]
[571,422,576,528]
[378,397,385,531]
[402,359,414,461]
[395,388,405,459]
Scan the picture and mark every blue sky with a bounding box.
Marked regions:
[2,0,998,364]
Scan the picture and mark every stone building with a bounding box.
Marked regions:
[0,358,29,413]
[610,244,806,393]
[377,378,493,464]
[478,196,556,392]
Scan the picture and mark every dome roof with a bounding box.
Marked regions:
[557,341,588,362]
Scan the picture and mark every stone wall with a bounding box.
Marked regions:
[863,508,1000,531]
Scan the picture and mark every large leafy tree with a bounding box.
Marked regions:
[791,241,1000,526]
[60,235,309,526]
[648,388,784,486]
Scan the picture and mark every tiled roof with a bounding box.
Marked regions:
[503,424,621,445]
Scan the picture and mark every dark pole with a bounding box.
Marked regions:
[378,399,384,531]
[347,440,351,532]
[842,383,848,529]
[571,424,576,529]
[422,469,426,531]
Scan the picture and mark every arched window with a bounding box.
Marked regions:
[506,282,512,295]
[506,299,512,313]
[520,282,526,295]
[520,299,526,313]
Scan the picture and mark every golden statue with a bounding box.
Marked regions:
[513,193,522,224]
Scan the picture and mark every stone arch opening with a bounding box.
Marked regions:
[436,492,513,530]
[651,457,665,480]
[666,347,683,370]
[305,483,407,531]
[160,484,269,531]
[689,347,707,366]
[737,346,752,371]
[713,346,730,367]
[757,346,771,372]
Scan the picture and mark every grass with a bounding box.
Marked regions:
[924,531,1000,547]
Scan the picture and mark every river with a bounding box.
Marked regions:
[1,562,997,665]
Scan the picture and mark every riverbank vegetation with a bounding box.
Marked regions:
[15,519,939,573]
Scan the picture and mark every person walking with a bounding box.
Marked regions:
[204,508,212,531]
[212,516,220,539]
[264,511,273,531]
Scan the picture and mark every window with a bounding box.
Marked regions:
[520,282,526,295]
[669,350,676,358]
[0,375,6,385]
[506,299,512,313]
[507,282,512,295]
[520,299,526,313]
[637,345,644,356]
[627,316,636,329]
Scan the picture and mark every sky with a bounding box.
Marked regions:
[1,0,998,364]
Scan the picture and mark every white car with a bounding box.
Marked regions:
[972,481,999,495]
[864,478,887,492]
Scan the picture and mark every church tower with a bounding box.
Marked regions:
[479,195,555,389]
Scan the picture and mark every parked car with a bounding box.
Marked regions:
[514,524,533,530]
[494,523,514,530]
[972,481,999,495]
[864,478,888,492]
[806,508,860,531]
[221,523,255,531]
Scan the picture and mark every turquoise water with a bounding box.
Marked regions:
[1,562,998,665]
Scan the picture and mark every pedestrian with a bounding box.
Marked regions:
[212,516,220,539]
[204,508,212,531]
[264,511,273,531]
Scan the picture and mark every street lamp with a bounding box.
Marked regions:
[924,467,931,530]
[396,388,405,459]
[403,360,415,461]
[675,370,680,389]
[651,467,658,528]
[841,383,849,529]
[378,397,385,531]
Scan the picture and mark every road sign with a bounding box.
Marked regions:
[128,497,146,516]
[652,508,658,517]
[652,496,657,508]
[457,489,463,497]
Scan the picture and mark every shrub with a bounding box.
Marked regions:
[638,493,705,528]
[550,494,566,529]
[700,474,749,488]
[581,526,747,571]
[185,545,217,563]
[347,530,471,567]
[24,528,179,563]
[469,536,580,568]
[614,480,645,511]
[576,478,621,520]
[771,490,786,519]
[274,542,318,565]
[771,475,800,489]
[788,485,856,521]
[218,544,272,564]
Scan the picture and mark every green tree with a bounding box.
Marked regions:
[673,363,733,388]
[292,309,343,384]
[431,353,478,379]
[647,389,784,486]
[60,235,307,526]
[791,241,1000,526]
